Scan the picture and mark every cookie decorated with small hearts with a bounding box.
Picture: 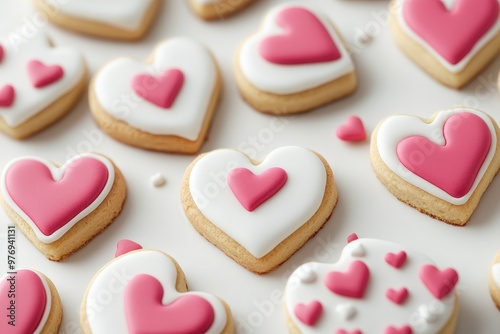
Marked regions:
[391,0,500,88]
[284,238,459,334]
[0,269,62,334]
[181,146,337,274]
[0,153,127,261]
[188,0,256,20]
[0,32,86,139]
[80,240,234,334]
[235,3,356,115]
[90,37,221,154]
[370,108,500,225]
[33,0,162,40]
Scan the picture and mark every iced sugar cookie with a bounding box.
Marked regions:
[0,269,62,334]
[0,153,127,261]
[391,0,500,88]
[189,0,256,20]
[235,3,356,115]
[181,146,338,274]
[81,240,234,333]
[33,0,162,41]
[370,108,500,225]
[489,251,500,308]
[285,238,459,333]
[0,33,86,139]
[90,37,221,154]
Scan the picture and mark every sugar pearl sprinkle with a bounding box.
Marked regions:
[151,173,166,187]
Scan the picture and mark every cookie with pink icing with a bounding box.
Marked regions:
[284,238,460,334]
[0,153,127,261]
[0,32,86,139]
[391,0,500,88]
[234,3,356,115]
[33,0,162,40]
[0,269,62,334]
[188,0,256,20]
[90,37,221,154]
[80,240,234,333]
[181,146,338,274]
[370,107,500,225]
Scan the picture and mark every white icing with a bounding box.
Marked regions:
[189,146,327,259]
[298,265,318,284]
[376,108,497,205]
[85,250,227,334]
[94,37,217,140]
[396,0,500,73]
[285,239,456,333]
[492,263,500,288]
[336,303,356,320]
[350,243,365,257]
[0,153,115,243]
[0,32,85,127]
[42,0,155,30]
[238,3,355,95]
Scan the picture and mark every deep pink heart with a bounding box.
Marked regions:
[324,260,370,299]
[124,274,215,334]
[0,45,4,63]
[259,7,341,65]
[403,0,499,64]
[27,60,64,88]
[386,287,409,305]
[115,240,143,258]
[336,116,366,142]
[294,300,322,326]
[385,251,407,269]
[336,330,362,334]
[419,264,458,299]
[385,325,413,334]
[0,85,15,107]
[131,69,184,109]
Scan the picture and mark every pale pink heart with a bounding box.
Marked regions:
[324,260,370,299]
[385,251,407,269]
[419,264,458,300]
[386,287,409,305]
[385,325,413,334]
[115,240,143,258]
[27,60,64,88]
[131,69,184,109]
[336,116,366,142]
[0,85,15,107]
[294,300,323,326]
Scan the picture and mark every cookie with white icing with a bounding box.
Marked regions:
[0,269,62,334]
[284,238,460,334]
[391,0,500,88]
[80,240,234,334]
[234,3,356,115]
[189,0,256,20]
[0,153,127,261]
[0,32,86,139]
[33,0,162,41]
[181,146,338,274]
[489,251,500,308]
[370,108,500,225]
[90,37,221,154]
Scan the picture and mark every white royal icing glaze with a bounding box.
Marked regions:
[492,263,500,288]
[0,153,115,243]
[376,108,497,205]
[85,250,227,334]
[42,0,155,30]
[189,146,327,258]
[395,0,500,73]
[94,37,217,140]
[285,238,456,334]
[238,3,355,95]
[0,32,85,127]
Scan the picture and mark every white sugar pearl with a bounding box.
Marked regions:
[151,173,166,187]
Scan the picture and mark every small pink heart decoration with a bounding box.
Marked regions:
[385,251,407,269]
[27,60,64,88]
[347,233,358,243]
[0,45,4,63]
[324,260,370,298]
[385,325,413,334]
[294,300,323,326]
[115,240,143,258]
[131,69,184,109]
[336,330,362,334]
[386,287,409,305]
[419,264,458,299]
[0,85,15,107]
[336,116,367,142]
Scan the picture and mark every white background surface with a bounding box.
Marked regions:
[0,0,500,333]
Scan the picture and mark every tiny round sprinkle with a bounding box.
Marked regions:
[297,265,317,284]
[151,173,166,187]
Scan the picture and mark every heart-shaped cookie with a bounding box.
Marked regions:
[90,37,221,154]
[188,0,256,20]
[0,153,127,260]
[181,146,337,273]
[80,241,233,334]
[371,108,500,225]
[284,238,459,334]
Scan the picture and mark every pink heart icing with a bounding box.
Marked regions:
[4,157,109,237]
[324,260,370,299]
[347,233,358,243]
[115,240,143,258]
[131,69,184,109]
[124,274,215,334]
[294,300,323,326]
[228,167,288,212]
[386,287,409,305]
[0,45,4,63]
[0,85,15,107]
[336,330,363,334]
[259,7,341,65]
[403,0,499,64]
[0,270,47,334]
[385,251,407,269]
[419,264,458,300]
[27,60,64,88]
[396,112,491,198]
[385,325,413,334]
[336,116,367,142]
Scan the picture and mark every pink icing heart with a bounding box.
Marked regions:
[386,287,409,305]
[336,330,363,334]
[385,251,407,269]
[124,274,215,334]
[115,240,143,258]
[0,85,15,107]
[228,167,288,212]
[27,60,64,88]
[403,0,499,64]
[294,300,322,326]
[4,157,109,237]
[347,233,358,243]
[0,45,4,63]
[336,116,367,142]
[0,270,47,334]
[131,69,184,109]
[324,260,370,299]
[396,112,491,198]
[385,325,413,334]
[419,264,458,299]
[259,7,341,65]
